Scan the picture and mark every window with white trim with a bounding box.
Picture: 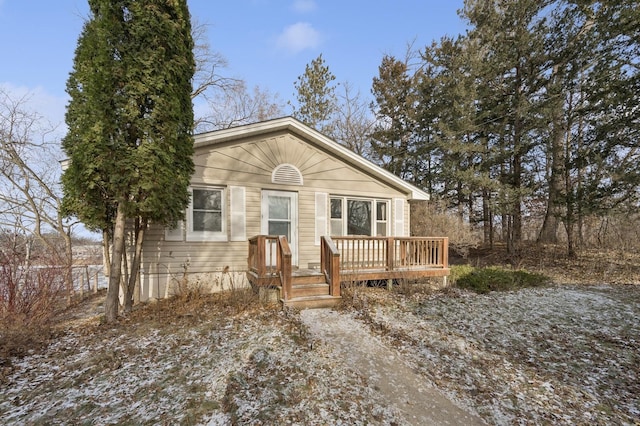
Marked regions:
[187,187,226,241]
[330,198,343,236]
[329,197,389,236]
[376,201,388,236]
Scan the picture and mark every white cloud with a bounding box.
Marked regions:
[275,22,321,54]
[292,0,317,13]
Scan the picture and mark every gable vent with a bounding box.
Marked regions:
[272,163,303,186]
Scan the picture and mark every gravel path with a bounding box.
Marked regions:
[300,308,484,425]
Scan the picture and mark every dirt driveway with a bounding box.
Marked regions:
[300,308,484,425]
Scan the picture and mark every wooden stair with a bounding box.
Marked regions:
[281,269,341,309]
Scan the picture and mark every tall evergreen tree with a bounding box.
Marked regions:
[62,0,195,322]
[398,0,639,255]
[461,0,549,261]
[291,54,338,136]
[370,55,427,186]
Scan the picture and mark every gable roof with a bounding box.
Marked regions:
[193,116,429,201]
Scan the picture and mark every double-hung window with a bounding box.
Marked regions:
[187,187,226,241]
[375,201,388,236]
[330,198,344,236]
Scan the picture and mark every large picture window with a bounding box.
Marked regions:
[330,197,389,236]
[347,200,372,236]
[187,187,226,241]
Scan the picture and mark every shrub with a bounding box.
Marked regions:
[0,257,65,327]
[0,252,66,360]
[410,200,481,258]
[454,265,550,294]
[449,264,475,286]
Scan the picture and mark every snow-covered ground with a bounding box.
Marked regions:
[1,284,638,425]
[348,284,640,425]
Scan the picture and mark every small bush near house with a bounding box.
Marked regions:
[0,252,68,360]
[410,200,481,258]
[452,265,550,294]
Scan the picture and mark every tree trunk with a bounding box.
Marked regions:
[539,65,564,244]
[456,181,465,220]
[120,244,129,306]
[124,217,147,313]
[508,64,524,265]
[102,229,111,280]
[482,189,494,248]
[105,203,126,323]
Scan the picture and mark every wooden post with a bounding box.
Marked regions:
[442,237,449,268]
[330,252,340,296]
[278,236,292,301]
[386,237,394,271]
[79,267,84,298]
[322,237,341,297]
[85,266,90,294]
[257,236,266,277]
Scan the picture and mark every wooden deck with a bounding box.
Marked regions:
[247,235,450,309]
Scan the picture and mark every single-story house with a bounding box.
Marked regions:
[139,117,448,307]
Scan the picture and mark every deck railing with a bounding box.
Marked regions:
[249,235,448,301]
[248,235,292,298]
[320,236,341,296]
[276,236,292,300]
[248,235,277,276]
[332,236,448,272]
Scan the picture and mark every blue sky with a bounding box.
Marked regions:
[0,0,467,131]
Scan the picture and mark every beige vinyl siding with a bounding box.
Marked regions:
[297,190,318,268]
[195,133,398,197]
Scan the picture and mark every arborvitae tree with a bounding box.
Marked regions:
[291,54,338,136]
[62,0,195,322]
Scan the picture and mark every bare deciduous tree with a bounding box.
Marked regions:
[196,82,285,132]
[191,19,284,131]
[0,87,76,303]
[333,81,375,157]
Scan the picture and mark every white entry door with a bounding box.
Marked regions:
[261,190,298,266]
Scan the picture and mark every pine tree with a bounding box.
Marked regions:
[370,55,427,185]
[291,54,338,136]
[461,0,549,261]
[62,0,195,322]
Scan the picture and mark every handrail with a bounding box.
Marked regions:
[248,235,292,300]
[276,235,292,300]
[320,236,341,296]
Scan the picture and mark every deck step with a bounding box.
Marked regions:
[291,270,325,285]
[282,295,342,310]
[291,283,330,298]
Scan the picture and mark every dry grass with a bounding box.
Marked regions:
[459,243,640,285]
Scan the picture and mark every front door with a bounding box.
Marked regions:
[261,190,298,266]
